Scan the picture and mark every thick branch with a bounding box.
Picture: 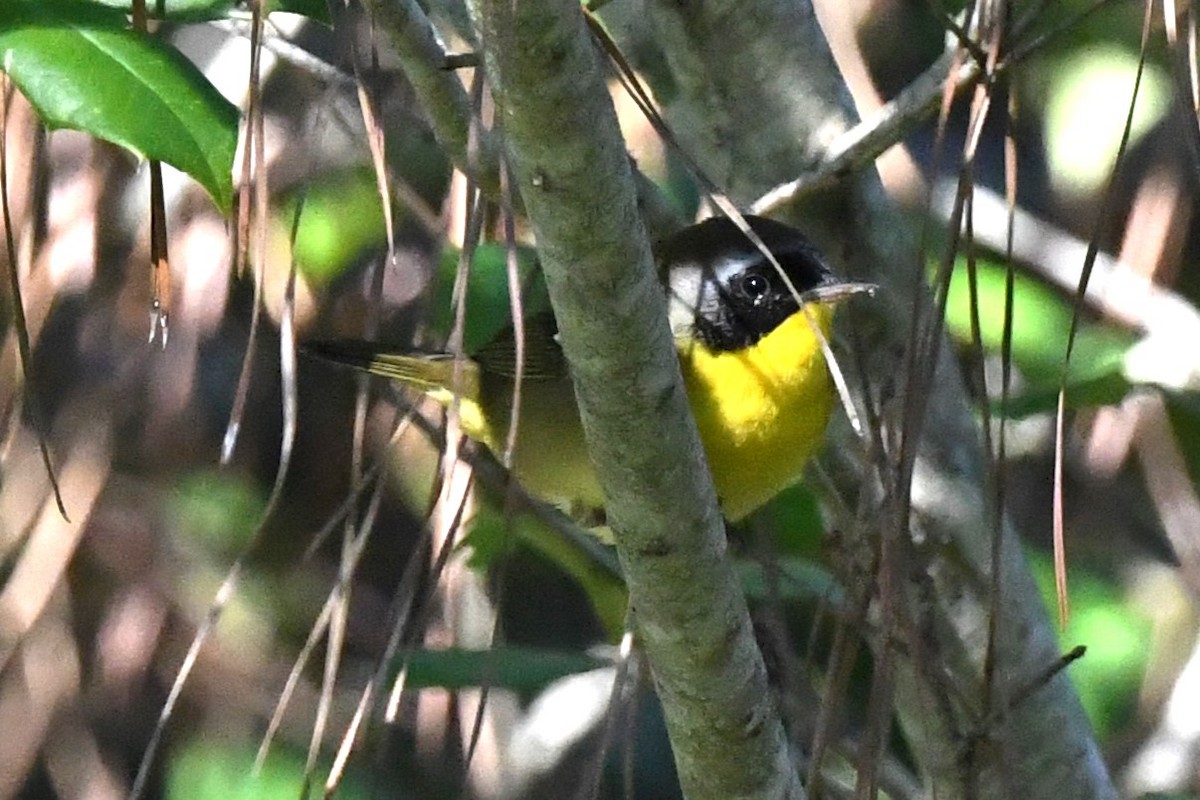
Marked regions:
[643,0,1118,797]
[360,0,500,192]
[362,0,684,238]
[464,1,802,797]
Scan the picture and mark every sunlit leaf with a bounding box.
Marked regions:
[287,168,389,286]
[167,741,367,800]
[943,255,1074,376]
[0,1,239,211]
[1043,44,1170,195]
[1027,551,1150,738]
[941,256,1137,416]
[87,0,332,24]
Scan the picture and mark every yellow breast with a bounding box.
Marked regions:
[436,306,835,523]
[677,306,835,521]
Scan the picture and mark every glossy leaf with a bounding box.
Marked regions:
[87,0,332,24]
[0,2,239,211]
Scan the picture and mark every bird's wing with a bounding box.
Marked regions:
[473,311,568,381]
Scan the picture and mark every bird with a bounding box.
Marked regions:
[306,215,870,522]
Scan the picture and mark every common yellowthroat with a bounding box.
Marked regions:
[308,215,867,521]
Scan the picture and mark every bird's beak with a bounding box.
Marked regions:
[800,279,877,306]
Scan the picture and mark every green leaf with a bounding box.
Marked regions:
[433,243,551,355]
[459,497,627,641]
[167,741,367,800]
[87,0,332,25]
[997,328,1135,418]
[942,255,1075,377]
[940,256,1138,416]
[88,0,237,20]
[168,469,266,552]
[401,646,603,693]
[0,1,240,211]
[459,506,516,570]
[756,482,825,558]
[286,168,389,285]
[1027,550,1150,738]
[1043,45,1171,195]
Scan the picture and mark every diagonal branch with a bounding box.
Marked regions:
[361,0,684,240]
[463,0,803,797]
[360,0,500,193]
[641,0,1118,797]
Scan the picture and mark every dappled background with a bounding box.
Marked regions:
[2,0,1200,798]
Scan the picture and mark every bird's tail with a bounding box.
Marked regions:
[303,340,481,398]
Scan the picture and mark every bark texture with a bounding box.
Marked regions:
[466,0,805,796]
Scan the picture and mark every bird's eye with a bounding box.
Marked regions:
[739,272,770,300]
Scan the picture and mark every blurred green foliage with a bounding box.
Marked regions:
[459,500,627,640]
[1027,551,1151,738]
[166,741,365,800]
[289,169,391,286]
[168,469,267,552]
[1167,398,1200,488]
[940,255,1138,416]
[758,482,826,559]
[401,645,604,693]
[1042,45,1171,195]
[89,0,331,23]
[430,242,550,354]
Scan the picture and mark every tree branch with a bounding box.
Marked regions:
[463,0,803,797]
[361,0,684,239]
[751,48,978,214]
[641,0,1118,797]
[360,0,500,192]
